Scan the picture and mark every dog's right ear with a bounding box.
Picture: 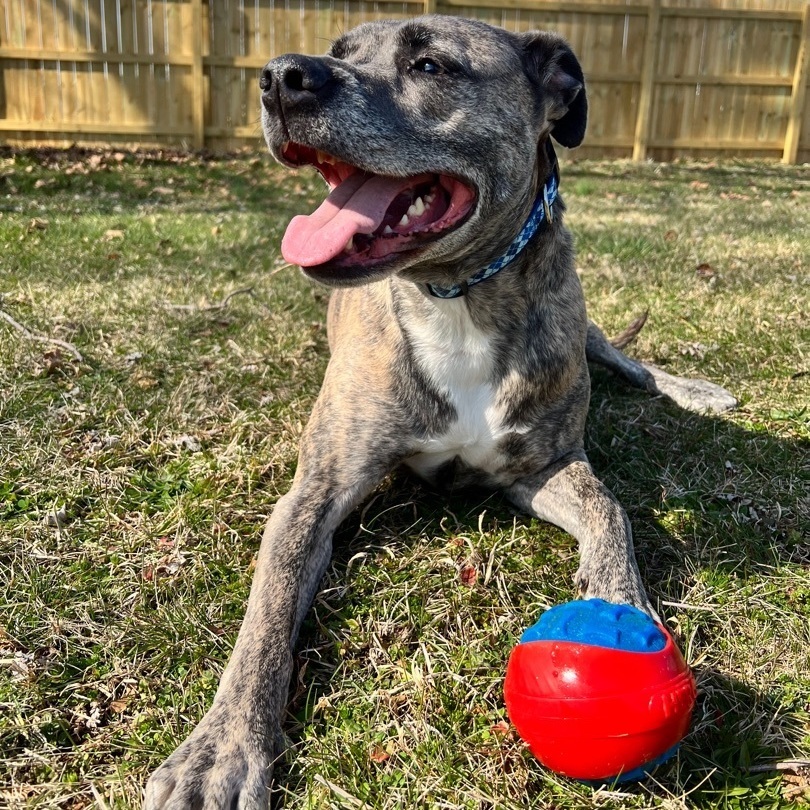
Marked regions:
[518,31,587,149]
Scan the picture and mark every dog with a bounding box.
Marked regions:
[144,15,736,809]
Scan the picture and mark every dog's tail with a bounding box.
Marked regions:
[608,310,648,349]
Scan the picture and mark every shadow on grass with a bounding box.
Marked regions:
[275,367,807,807]
[682,668,791,805]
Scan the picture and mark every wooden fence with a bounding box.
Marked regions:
[0,0,808,162]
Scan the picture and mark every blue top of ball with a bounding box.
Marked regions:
[520,599,666,652]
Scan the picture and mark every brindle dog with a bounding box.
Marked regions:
[144,15,735,809]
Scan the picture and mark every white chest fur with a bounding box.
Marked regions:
[402,299,512,479]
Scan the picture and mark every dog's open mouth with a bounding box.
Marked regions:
[280,143,477,270]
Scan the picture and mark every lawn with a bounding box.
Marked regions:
[0,148,808,810]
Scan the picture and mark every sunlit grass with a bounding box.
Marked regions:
[1,149,808,809]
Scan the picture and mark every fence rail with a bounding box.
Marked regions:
[0,0,808,162]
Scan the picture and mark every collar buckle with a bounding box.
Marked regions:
[543,181,554,224]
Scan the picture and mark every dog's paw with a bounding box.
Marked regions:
[642,363,737,414]
[143,706,276,810]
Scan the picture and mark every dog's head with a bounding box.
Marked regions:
[260,15,586,288]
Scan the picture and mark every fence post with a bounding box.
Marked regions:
[783,2,810,164]
[424,0,437,12]
[190,0,205,150]
[633,0,661,162]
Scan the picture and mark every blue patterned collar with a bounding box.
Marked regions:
[426,168,559,300]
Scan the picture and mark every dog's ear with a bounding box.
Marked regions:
[518,31,587,149]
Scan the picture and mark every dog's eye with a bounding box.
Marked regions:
[411,58,441,75]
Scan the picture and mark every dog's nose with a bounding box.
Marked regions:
[261,55,334,111]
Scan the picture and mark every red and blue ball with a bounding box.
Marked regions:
[504,599,696,783]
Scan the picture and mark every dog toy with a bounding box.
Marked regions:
[503,599,696,783]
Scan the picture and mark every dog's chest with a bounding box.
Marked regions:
[402,306,514,480]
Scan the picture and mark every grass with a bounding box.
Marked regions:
[0,148,808,809]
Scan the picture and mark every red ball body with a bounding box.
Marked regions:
[504,628,696,781]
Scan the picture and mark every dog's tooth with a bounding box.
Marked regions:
[407,203,418,217]
[316,150,328,164]
[383,225,394,235]
[413,196,425,216]
[425,193,434,205]
[399,214,409,227]
[343,236,355,253]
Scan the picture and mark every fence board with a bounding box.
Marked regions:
[784,2,810,161]
[0,0,808,160]
[633,0,660,160]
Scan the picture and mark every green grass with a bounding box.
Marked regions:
[1,148,808,809]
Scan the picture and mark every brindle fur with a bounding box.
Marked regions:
[144,16,735,809]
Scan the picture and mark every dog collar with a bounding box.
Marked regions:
[426,165,559,300]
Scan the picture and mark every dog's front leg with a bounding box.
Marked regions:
[507,452,654,616]
[144,460,382,809]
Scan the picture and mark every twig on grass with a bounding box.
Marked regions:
[746,759,810,774]
[747,760,810,801]
[268,261,295,278]
[312,774,366,808]
[163,286,256,312]
[0,306,84,362]
[89,782,111,810]
[661,600,718,612]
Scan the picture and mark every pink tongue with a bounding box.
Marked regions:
[281,172,430,267]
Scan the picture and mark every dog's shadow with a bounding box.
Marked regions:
[277,368,807,805]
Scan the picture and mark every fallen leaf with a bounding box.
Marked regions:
[696,263,715,279]
[369,745,390,764]
[679,341,717,359]
[45,505,68,529]
[28,217,49,231]
[132,370,158,389]
[8,651,34,681]
[782,766,810,803]
[459,563,478,587]
[172,434,202,452]
[42,348,65,375]
[156,551,187,576]
[664,229,678,242]
[103,229,124,241]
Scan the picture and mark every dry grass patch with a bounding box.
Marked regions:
[0,150,808,809]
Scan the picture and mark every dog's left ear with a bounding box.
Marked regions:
[518,31,587,149]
